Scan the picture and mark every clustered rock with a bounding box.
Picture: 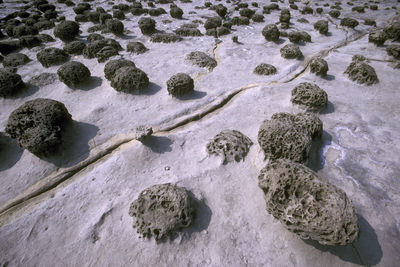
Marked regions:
[5,98,72,156]
[206,130,253,164]
[129,183,195,241]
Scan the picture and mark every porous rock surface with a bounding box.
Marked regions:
[253,63,277,75]
[258,112,322,163]
[53,20,79,41]
[262,24,280,42]
[104,59,136,81]
[166,73,194,97]
[206,130,253,164]
[344,59,378,85]
[258,158,359,246]
[57,61,91,87]
[110,66,149,92]
[5,98,72,155]
[280,44,303,59]
[185,51,217,70]
[2,53,30,67]
[309,57,328,76]
[129,183,195,241]
[37,47,69,68]
[291,82,328,112]
[0,69,25,97]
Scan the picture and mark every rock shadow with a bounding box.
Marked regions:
[274,38,286,45]
[322,74,335,81]
[73,76,103,91]
[141,135,173,154]
[39,120,99,167]
[118,34,136,40]
[9,83,40,98]
[303,214,382,266]
[0,133,23,171]
[307,130,332,172]
[320,101,335,114]
[175,90,207,100]
[184,193,212,237]
[127,82,161,96]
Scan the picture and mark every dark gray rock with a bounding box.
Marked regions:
[138,17,156,35]
[280,44,303,59]
[291,82,328,112]
[2,53,30,67]
[0,69,25,97]
[258,158,359,245]
[185,51,217,70]
[314,20,328,35]
[340,17,358,28]
[253,63,277,75]
[310,57,329,76]
[206,130,253,164]
[5,98,72,156]
[104,59,136,80]
[386,44,400,59]
[37,47,69,68]
[129,183,195,241]
[127,41,148,54]
[170,7,183,19]
[54,20,79,41]
[106,19,124,35]
[384,21,400,41]
[166,73,194,97]
[368,30,387,46]
[111,66,149,92]
[288,31,311,43]
[63,40,86,55]
[57,61,91,87]
[150,33,182,43]
[262,24,280,42]
[28,72,58,87]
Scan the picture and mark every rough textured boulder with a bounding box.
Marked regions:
[150,33,182,43]
[314,20,328,34]
[127,41,148,54]
[288,31,311,43]
[57,61,91,87]
[175,25,203,37]
[54,20,79,41]
[0,69,25,97]
[5,98,72,156]
[310,57,329,76]
[258,159,359,246]
[63,40,86,55]
[368,30,387,46]
[253,63,277,75]
[384,21,400,41]
[170,6,183,19]
[386,44,400,59]
[2,53,30,67]
[37,47,69,67]
[138,17,156,35]
[280,44,303,59]
[134,125,153,142]
[185,51,217,70]
[258,112,322,163]
[329,10,341,18]
[344,59,378,85]
[106,19,124,35]
[166,73,194,97]
[129,183,195,241]
[111,66,149,92]
[83,39,122,62]
[291,83,328,112]
[104,59,136,81]
[206,130,253,164]
[262,24,280,42]
[340,18,358,28]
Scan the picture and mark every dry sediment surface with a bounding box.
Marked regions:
[0,0,400,266]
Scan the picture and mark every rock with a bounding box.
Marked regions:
[127,41,148,54]
[166,73,194,97]
[384,21,400,41]
[175,25,203,37]
[368,30,387,46]
[253,63,277,75]
[138,17,156,35]
[344,60,378,85]
[314,20,328,34]
[258,112,322,163]
[148,8,167,17]
[37,34,55,43]
[134,125,153,141]
[57,61,91,87]
[170,7,183,19]
[99,13,112,24]
[5,98,72,156]
[83,39,122,62]
[231,16,250,26]
[63,40,86,55]
[0,40,21,55]
[19,35,42,48]
[364,19,376,26]
[87,33,104,43]
[37,47,69,68]
[111,66,149,92]
[106,19,124,35]
[2,53,30,68]
[129,183,195,241]
[262,24,280,42]
[280,9,291,23]
[185,51,217,70]
[280,44,303,59]
[215,4,227,17]
[252,14,264,22]
[28,72,58,87]
[0,69,25,97]
[288,31,311,43]
[204,17,221,29]
[258,158,359,246]
[310,57,329,76]
[239,8,255,18]
[104,59,136,81]
[206,130,253,164]
[150,33,182,43]
[340,17,358,28]
[54,20,79,41]
[291,82,328,112]
[386,44,400,59]
[329,10,341,18]
[12,25,38,38]
[113,9,125,20]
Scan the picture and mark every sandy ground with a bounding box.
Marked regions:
[0,0,400,266]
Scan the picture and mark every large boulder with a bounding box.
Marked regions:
[5,98,72,156]
[104,59,136,81]
[258,159,359,246]
[54,20,79,41]
[110,66,149,93]
[0,69,25,97]
[258,112,322,163]
[37,47,69,67]
[57,61,91,87]
[166,73,194,97]
[291,82,328,112]
[129,183,195,241]
[344,58,378,85]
